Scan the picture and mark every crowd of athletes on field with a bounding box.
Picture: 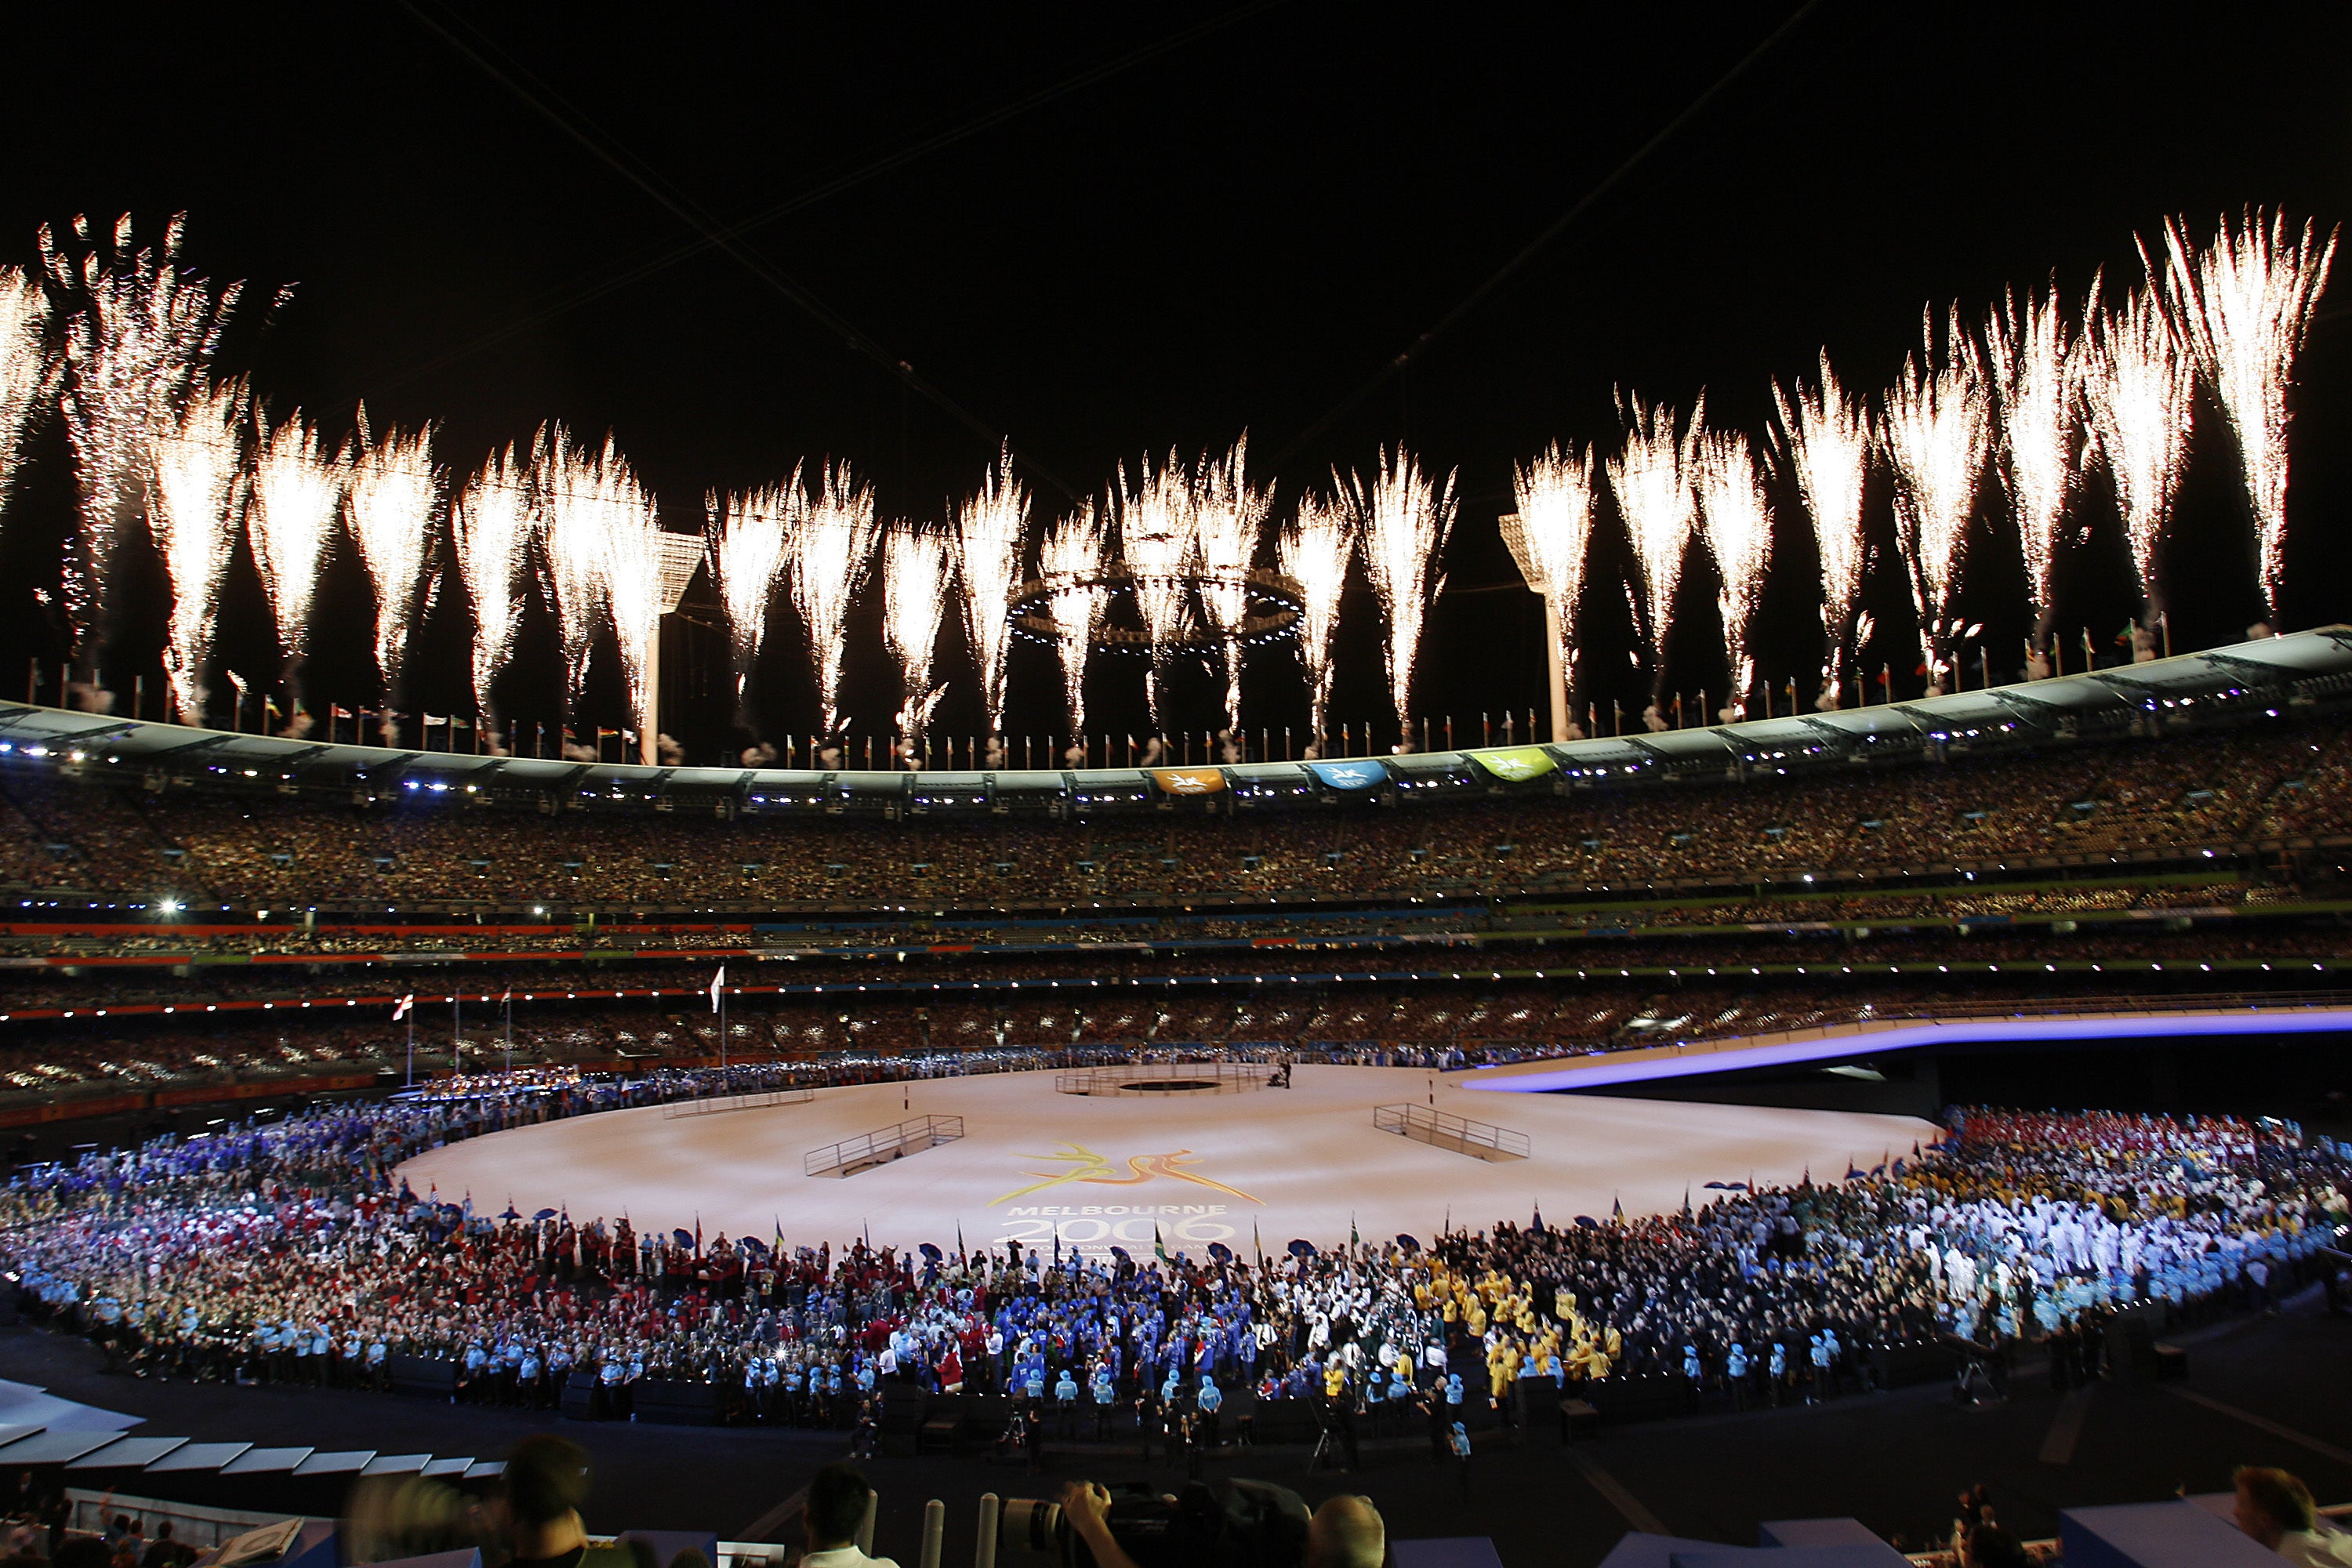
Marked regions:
[0,1076,2343,1444]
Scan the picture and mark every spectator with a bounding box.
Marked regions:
[2234,1466,2352,1566]
[801,1464,894,1568]
[493,1435,614,1568]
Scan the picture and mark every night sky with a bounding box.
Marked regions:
[3,2,2350,764]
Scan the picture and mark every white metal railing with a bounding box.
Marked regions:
[804,1115,965,1178]
[1054,1061,1273,1096]
[1374,1102,1530,1160]
[662,1086,815,1119]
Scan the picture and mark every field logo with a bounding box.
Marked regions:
[992,1143,1263,1207]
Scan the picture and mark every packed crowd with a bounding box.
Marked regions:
[0,1076,2341,1441]
[3,959,2325,1097]
[0,717,2344,911]
[0,874,2309,966]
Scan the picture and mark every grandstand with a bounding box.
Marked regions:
[0,633,2347,1568]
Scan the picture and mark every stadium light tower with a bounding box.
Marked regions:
[641,532,709,764]
[1497,511,1571,743]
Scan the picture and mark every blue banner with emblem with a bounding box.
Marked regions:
[1306,758,1388,790]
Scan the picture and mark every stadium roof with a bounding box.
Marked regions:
[0,626,2346,811]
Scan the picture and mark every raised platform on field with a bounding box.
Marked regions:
[804,1115,964,1178]
[1055,1062,1273,1097]
[1374,1102,1528,1161]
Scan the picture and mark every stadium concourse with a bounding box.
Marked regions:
[0,643,2344,1566]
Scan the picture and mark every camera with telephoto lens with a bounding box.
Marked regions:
[997,1479,1309,1568]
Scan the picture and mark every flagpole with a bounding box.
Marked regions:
[504,992,513,1076]
[405,1010,415,1088]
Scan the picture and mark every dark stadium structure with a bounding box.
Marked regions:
[0,628,2346,1126]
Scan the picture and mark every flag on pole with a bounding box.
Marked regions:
[392,993,413,1021]
[1253,1217,1263,1265]
[1610,1195,1623,1225]
[709,965,725,1012]
[499,988,511,1006]
[1153,1221,1171,1266]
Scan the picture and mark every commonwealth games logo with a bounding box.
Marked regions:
[991,1143,1264,1207]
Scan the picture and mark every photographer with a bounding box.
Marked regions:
[1055,1483,1383,1568]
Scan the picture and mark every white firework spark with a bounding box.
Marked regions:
[1194,436,1272,729]
[2154,209,2337,618]
[347,422,442,706]
[148,382,249,724]
[1771,353,1871,706]
[1345,447,1456,744]
[1694,424,1772,720]
[1505,442,1599,708]
[1606,394,1703,691]
[709,473,796,703]
[1040,503,1110,733]
[954,447,1029,736]
[456,444,539,716]
[787,459,879,739]
[1277,495,1352,746]
[540,425,615,707]
[883,524,952,737]
[597,481,668,735]
[249,412,345,659]
[1984,283,2080,638]
[38,213,270,662]
[1115,449,1200,729]
[1881,309,1988,689]
[0,267,53,506]
[2081,283,2192,617]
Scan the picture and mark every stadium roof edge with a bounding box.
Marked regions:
[0,626,2341,807]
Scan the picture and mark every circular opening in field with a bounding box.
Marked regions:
[1123,1078,1222,1093]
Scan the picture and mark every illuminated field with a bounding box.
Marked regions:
[398,1066,1933,1257]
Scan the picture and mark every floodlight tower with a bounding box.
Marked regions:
[641,531,709,764]
[1497,512,1571,743]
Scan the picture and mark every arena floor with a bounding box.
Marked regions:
[396,1065,1935,1257]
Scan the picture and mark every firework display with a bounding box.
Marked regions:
[1984,284,2078,641]
[148,382,248,724]
[1196,437,1272,731]
[1882,310,1989,692]
[347,422,441,714]
[883,525,952,739]
[1040,503,1110,735]
[0,267,50,503]
[455,445,538,727]
[954,448,1028,739]
[1770,354,1871,708]
[2156,210,2337,619]
[1607,394,1701,718]
[0,207,2332,757]
[248,412,345,669]
[1114,449,1200,729]
[710,475,794,705]
[596,459,667,739]
[1348,447,1457,746]
[1694,425,1771,722]
[38,214,264,671]
[786,461,879,741]
[2082,284,2193,622]
[541,426,615,712]
[1278,496,1352,750]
